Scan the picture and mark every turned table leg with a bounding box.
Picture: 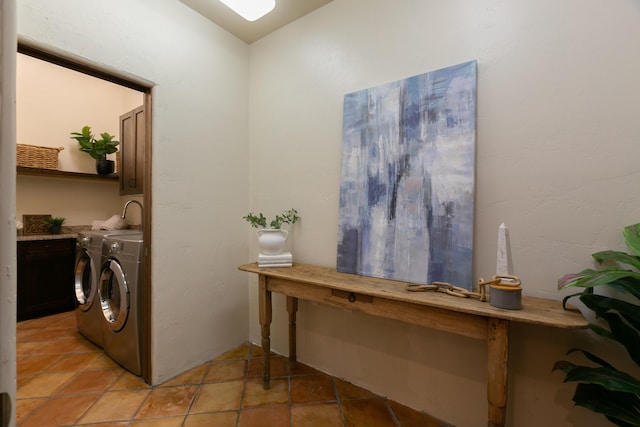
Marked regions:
[258,275,272,390]
[286,296,298,371]
[487,317,509,427]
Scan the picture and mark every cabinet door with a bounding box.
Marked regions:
[17,239,76,321]
[120,105,145,195]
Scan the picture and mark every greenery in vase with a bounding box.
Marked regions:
[43,217,65,227]
[243,208,300,229]
[554,223,640,426]
[70,126,119,160]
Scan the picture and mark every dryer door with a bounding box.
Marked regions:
[74,249,96,311]
[99,259,130,332]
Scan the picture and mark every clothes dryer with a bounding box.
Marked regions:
[98,234,144,375]
[74,230,142,347]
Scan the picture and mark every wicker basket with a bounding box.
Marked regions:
[17,144,64,170]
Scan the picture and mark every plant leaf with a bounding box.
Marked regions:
[608,277,640,300]
[624,223,640,257]
[599,312,640,367]
[564,348,616,369]
[581,294,640,332]
[556,363,640,394]
[593,250,640,270]
[583,305,640,367]
[559,268,640,291]
[589,323,615,341]
[572,383,640,425]
[561,291,585,310]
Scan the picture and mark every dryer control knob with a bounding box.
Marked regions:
[110,242,120,253]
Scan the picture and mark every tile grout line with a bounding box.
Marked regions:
[179,360,211,427]
[332,376,348,427]
[385,398,402,427]
[69,361,127,426]
[236,344,253,426]
[288,362,293,427]
[16,362,83,410]
[124,382,155,426]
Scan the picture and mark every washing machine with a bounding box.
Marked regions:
[74,229,142,348]
[98,234,144,375]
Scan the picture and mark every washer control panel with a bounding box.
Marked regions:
[102,237,143,262]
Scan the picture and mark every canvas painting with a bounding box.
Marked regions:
[337,61,477,289]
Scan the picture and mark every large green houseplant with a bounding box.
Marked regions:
[70,125,119,174]
[554,223,640,426]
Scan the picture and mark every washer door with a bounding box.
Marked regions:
[74,250,96,311]
[99,259,130,332]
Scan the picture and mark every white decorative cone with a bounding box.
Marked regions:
[496,223,515,282]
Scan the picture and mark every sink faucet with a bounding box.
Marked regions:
[121,200,143,229]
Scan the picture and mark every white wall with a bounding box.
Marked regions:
[17,0,251,384]
[248,0,640,425]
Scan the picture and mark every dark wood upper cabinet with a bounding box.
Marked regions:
[119,105,145,195]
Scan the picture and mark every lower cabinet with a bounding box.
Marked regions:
[17,238,76,321]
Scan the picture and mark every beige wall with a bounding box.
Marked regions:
[17,0,251,384]
[16,53,144,226]
[248,0,640,425]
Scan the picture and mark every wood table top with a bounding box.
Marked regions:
[239,262,589,329]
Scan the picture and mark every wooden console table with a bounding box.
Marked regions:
[238,262,588,427]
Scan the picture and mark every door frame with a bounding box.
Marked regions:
[0,0,17,426]
[16,42,154,383]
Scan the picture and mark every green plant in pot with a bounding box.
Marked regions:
[243,209,300,255]
[243,208,300,229]
[43,217,65,234]
[70,125,119,175]
[554,223,640,426]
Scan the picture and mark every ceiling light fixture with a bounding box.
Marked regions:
[219,0,276,21]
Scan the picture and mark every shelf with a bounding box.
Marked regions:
[17,166,119,182]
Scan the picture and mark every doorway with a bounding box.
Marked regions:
[16,43,153,383]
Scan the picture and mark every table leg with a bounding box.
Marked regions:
[287,296,298,371]
[487,317,509,427]
[259,275,272,390]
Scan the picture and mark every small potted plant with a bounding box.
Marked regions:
[43,217,65,234]
[70,125,120,174]
[243,209,300,255]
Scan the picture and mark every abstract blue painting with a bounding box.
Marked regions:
[337,61,477,289]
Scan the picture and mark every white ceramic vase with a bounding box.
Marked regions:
[257,229,288,255]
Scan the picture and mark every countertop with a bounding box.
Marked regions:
[16,225,142,241]
[17,225,86,242]
[17,233,78,242]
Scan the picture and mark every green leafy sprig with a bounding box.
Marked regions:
[243,209,300,229]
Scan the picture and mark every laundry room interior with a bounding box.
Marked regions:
[16,53,144,227]
[3,1,640,427]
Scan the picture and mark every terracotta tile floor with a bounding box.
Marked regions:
[16,311,451,426]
